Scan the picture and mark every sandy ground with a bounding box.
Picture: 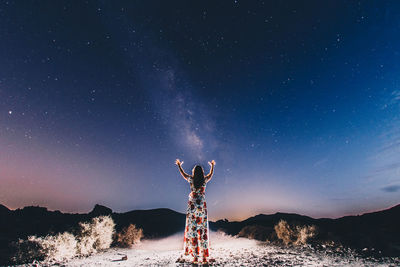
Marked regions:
[65,232,399,266]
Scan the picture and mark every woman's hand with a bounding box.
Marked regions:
[175,159,183,166]
[208,160,216,166]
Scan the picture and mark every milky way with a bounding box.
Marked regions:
[0,1,399,220]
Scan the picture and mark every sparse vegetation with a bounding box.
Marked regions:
[13,215,115,264]
[28,232,77,262]
[12,238,45,264]
[274,220,296,245]
[76,215,115,256]
[113,224,144,248]
[295,224,317,245]
[274,220,317,246]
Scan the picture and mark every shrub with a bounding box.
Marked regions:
[113,224,143,248]
[274,220,297,245]
[13,216,115,264]
[295,224,317,245]
[274,220,317,246]
[76,216,115,256]
[28,232,77,263]
[11,238,45,264]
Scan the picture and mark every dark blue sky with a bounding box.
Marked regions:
[1,1,399,220]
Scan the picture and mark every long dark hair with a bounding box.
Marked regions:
[192,165,205,189]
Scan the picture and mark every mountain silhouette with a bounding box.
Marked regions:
[0,204,10,215]
[89,204,113,217]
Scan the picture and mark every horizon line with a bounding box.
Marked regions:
[2,202,399,222]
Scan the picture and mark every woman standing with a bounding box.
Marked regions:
[175,159,215,264]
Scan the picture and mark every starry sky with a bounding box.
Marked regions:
[1,1,399,220]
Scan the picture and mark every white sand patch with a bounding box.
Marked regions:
[64,231,398,266]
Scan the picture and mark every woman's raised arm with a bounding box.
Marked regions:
[175,159,191,181]
[205,160,215,182]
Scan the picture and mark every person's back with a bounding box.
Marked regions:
[175,159,215,264]
[189,165,207,194]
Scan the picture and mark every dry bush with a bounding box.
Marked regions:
[28,232,77,263]
[274,220,297,245]
[295,224,317,245]
[13,216,115,264]
[76,215,115,256]
[274,220,317,246]
[11,238,45,264]
[113,224,143,248]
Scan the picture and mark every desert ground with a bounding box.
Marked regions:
[64,231,399,267]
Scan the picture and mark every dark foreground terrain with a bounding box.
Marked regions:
[0,203,399,265]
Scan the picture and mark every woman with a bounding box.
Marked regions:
[175,158,215,264]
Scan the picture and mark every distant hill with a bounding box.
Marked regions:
[209,204,400,257]
[209,212,316,236]
[0,203,399,265]
[0,204,10,215]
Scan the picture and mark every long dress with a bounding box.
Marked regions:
[183,176,210,261]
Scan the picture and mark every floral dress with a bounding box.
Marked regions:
[183,176,210,262]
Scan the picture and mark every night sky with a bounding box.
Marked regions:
[1,1,399,220]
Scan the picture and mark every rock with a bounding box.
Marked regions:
[89,204,113,217]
